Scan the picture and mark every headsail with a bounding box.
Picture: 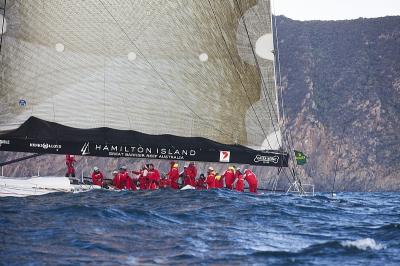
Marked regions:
[0,0,287,166]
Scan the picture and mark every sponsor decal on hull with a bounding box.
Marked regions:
[219,151,230,162]
[0,139,10,147]
[81,142,90,155]
[254,154,279,164]
[87,144,197,160]
[29,142,62,151]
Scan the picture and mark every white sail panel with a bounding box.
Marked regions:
[0,0,280,149]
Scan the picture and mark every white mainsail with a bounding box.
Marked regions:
[0,0,281,151]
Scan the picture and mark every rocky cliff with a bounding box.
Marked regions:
[276,16,400,191]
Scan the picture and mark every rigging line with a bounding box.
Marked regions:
[196,0,263,134]
[233,0,282,148]
[205,0,271,147]
[222,0,279,135]
[271,1,286,131]
[233,1,295,183]
[244,1,302,191]
[267,1,301,176]
[282,128,303,187]
[97,0,234,139]
[271,9,298,170]
[103,20,106,128]
[0,0,6,54]
[282,167,294,184]
[270,8,303,178]
[41,0,56,125]
[286,127,302,176]
[234,0,280,141]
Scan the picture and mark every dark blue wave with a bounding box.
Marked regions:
[0,190,399,265]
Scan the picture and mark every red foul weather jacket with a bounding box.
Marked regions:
[206,174,216,189]
[224,170,235,189]
[91,171,104,186]
[113,172,131,190]
[187,165,197,186]
[159,178,171,189]
[196,178,206,190]
[168,167,180,189]
[244,169,258,193]
[148,169,160,190]
[235,174,245,192]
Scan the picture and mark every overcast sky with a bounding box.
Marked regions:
[272,0,400,21]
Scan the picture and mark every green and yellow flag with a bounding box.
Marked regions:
[294,150,307,165]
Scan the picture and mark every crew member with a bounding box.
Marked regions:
[159,174,171,189]
[215,173,224,188]
[91,166,104,186]
[183,165,193,187]
[114,166,131,190]
[104,170,118,189]
[187,162,197,186]
[132,165,148,190]
[244,168,258,193]
[168,162,180,189]
[123,166,136,190]
[195,174,206,190]
[148,163,160,190]
[223,166,236,189]
[206,167,216,189]
[113,169,121,189]
[235,168,244,192]
[65,154,76,177]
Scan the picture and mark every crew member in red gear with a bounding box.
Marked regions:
[244,168,258,193]
[168,163,180,189]
[235,168,245,192]
[91,166,104,186]
[159,174,171,189]
[206,167,216,189]
[169,161,176,171]
[183,165,193,187]
[214,173,224,188]
[132,165,148,190]
[65,154,76,177]
[113,166,131,190]
[113,169,122,189]
[111,170,118,188]
[147,163,160,190]
[223,166,236,189]
[195,174,206,190]
[123,166,136,190]
[187,162,197,186]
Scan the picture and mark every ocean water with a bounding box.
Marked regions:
[0,190,399,265]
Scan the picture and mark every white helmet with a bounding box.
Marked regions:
[93,166,99,171]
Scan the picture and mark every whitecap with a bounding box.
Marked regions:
[126,256,138,265]
[341,238,385,251]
